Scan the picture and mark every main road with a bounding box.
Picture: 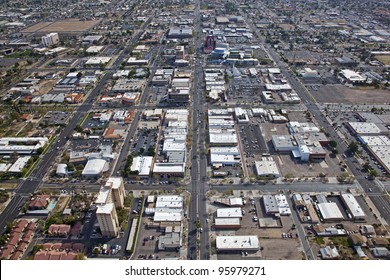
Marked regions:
[187,0,209,260]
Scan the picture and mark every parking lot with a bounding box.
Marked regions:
[132,126,158,156]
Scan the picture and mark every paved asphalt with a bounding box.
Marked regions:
[187,0,209,260]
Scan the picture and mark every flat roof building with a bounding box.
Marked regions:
[216,236,260,252]
[215,218,241,229]
[131,156,153,177]
[96,203,119,237]
[254,158,281,178]
[317,202,344,221]
[217,208,243,219]
[82,159,108,177]
[341,193,366,220]
[0,137,48,155]
[263,195,279,214]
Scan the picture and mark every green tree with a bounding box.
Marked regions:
[329,140,338,148]
[348,141,359,153]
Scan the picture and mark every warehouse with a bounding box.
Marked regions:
[341,193,366,220]
[263,195,279,214]
[317,202,344,222]
[216,236,260,252]
[214,218,241,229]
[216,208,243,219]
[254,158,281,178]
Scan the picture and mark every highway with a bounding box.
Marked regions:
[0,16,154,235]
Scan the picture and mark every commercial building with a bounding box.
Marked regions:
[263,195,279,214]
[216,236,260,252]
[317,202,344,221]
[167,27,193,39]
[41,33,59,47]
[85,57,111,65]
[341,193,365,220]
[254,158,281,178]
[81,158,109,178]
[346,122,386,135]
[216,208,243,219]
[131,156,153,177]
[214,218,241,229]
[340,69,366,83]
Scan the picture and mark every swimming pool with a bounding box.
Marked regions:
[47,199,57,211]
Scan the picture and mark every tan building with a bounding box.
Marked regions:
[105,177,125,208]
[95,177,126,237]
[96,203,119,237]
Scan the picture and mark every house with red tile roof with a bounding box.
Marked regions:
[48,224,71,237]
[0,245,14,260]
[28,195,50,210]
[34,251,50,260]
[10,250,23,260]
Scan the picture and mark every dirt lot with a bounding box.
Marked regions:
[260,239,304,260]
[376,55,390,66]
[276,152,344,177]
[310,84,390,104]
[21,19,100,33]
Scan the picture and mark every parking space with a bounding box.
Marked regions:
[132,127,158,156]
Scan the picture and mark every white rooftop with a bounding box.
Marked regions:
[96,203,114,214]
[217,208,243,218]
[216,235,260,250]
[105,177,123,189]
[318,202,344,220]
[341,193,365,219]
[131,156,153,176]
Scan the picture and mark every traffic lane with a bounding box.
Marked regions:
[0,196,26,234]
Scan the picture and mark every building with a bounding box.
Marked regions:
[48,224,71,237]
[214,218,241,229]
[254,158,281,178]
[216,208,243,219]
[56,164,67,177]
[341,193,365,220]
[29,195,50,210]
[340,69,366,84]
[319,246,340,259]
[347,122,386,135]
[96,203,119,237]
[105,177,125,209]
[216,236,260,252]
[41,33,59,47]
[8,156,31,173]
[0,137,48,155]
[317,202,344,222]
[131,156,153,177]
[153,163,185,177]
[167,27,193,39]
[263,195,279,214]
[82,159,109,178]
